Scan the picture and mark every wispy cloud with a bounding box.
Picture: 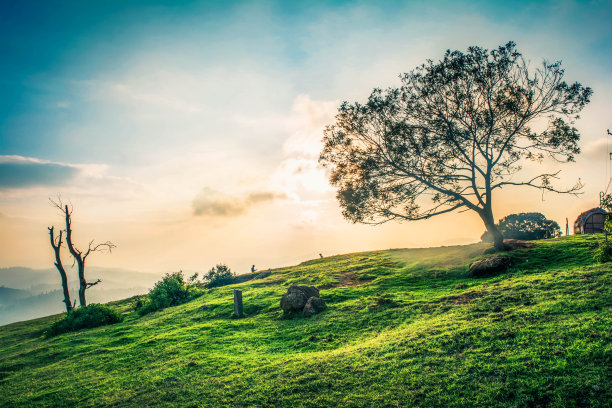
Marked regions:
[582,138,611,162]
[192,187,285,217]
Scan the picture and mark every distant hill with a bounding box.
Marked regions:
[0,266,164,325]
[0,286,29,304]
[0,234,610,407]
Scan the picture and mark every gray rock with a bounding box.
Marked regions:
[303,296,326,317]
[469,255,511,277]
[592,385,600,392]
[280,285,320,312]
[199,304,211,311]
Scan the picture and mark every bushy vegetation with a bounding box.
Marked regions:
[137,271,198,315]
[1,235,610,407]
[595,193,612,263]
[482,212,561,241]
[46,304,122,337]
[593,239,612,263]
[203,264,235,287]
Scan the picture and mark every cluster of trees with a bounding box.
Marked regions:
[320,42,591,250]
[48,198,115,312]
[481,212,561,241]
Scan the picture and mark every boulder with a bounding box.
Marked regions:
[469,255,511,277]
[280,285,320,312]
[303,296,326,317]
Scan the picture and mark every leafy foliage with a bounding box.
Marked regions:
[320,42,591,249]
[600,193,612,236]
[203,264,235,288]
[593,240,612,263]
[137,271,196,315]
[481,212,561,241]
[46,304,122,337]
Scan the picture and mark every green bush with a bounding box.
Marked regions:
[47,304,122,337]
[138,271,196,315]
[481,212,561,241]
[593,240,612,263]
[203,264,235,288]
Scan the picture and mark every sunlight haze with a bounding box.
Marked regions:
[1,0,611,276]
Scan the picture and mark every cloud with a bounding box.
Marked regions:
[0,156,80,188]
[282,94,338,158]
[192,187,284,217]
[582,138,611,162]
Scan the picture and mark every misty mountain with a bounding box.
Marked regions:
[0,286,30,304]
[0,266,165,326]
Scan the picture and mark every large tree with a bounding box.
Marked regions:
[320,42,591,250]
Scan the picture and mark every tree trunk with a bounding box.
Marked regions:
[480,208,505,251]
[77,258,87,307]
[48,227,73,313]
[63,204,88,307]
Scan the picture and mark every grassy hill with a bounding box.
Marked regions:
[0,235,610,407]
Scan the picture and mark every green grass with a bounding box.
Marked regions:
[0,234,610,407]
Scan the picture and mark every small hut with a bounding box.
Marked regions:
[573,208,608,234]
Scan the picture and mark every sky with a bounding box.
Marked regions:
[1,0,611,275]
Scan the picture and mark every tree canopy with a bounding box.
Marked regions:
[320,42,591,249]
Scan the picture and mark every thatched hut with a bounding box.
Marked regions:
[573,208,608,234]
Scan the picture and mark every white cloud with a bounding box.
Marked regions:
[582,137,611,162]
[282,94,338,158]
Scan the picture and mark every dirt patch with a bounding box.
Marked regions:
[443,290,489,305]
[318,272,371,289]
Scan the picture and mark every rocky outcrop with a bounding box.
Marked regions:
[469,255,511,277]
[280,285,325,316]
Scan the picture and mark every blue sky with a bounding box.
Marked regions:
[1,0,611,273]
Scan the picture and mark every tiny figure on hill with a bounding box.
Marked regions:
[319,253,323,258]
[251,264,257,273]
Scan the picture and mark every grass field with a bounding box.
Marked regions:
[0,234,610,407]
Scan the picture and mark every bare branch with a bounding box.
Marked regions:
[86,279,102,289]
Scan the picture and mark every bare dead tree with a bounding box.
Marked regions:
[47,226,73,313]
[50,197,116,307]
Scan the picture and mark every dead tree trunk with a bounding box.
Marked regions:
[50,198,114,308]
[48,226,73,313]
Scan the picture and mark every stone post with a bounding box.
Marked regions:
[233,289,244,318]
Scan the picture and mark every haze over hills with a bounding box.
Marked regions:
[0,266,165,325]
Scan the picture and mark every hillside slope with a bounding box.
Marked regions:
[0,235,610,407]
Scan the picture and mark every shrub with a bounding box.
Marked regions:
[593,240,612,263]
[481,212,561,241]
[47,304,122,337]
[203,264,235,288]
[138,271,196,315]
